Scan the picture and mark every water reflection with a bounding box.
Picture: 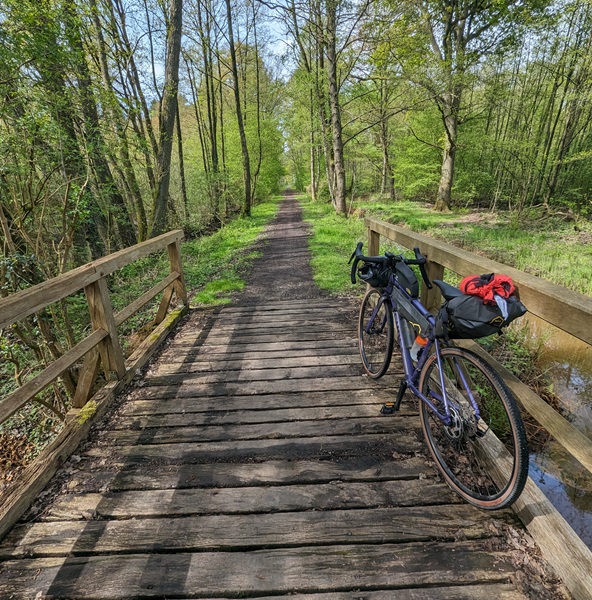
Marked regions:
[523,314,592,549]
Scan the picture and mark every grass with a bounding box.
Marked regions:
[109,195,281,312]
[181,199,280,306]
[353,198,592,297]
[300,197,366,294]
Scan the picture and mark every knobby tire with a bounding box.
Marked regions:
[358,287,395,379]
[418,346,528,510]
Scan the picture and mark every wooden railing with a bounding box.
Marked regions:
[366,217,592,600]
[0,230,188,540]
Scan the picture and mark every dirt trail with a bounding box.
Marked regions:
[234,191,327,305]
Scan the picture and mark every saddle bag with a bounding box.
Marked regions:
[435,293,527,340]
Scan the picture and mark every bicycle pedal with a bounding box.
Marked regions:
[381,402,397,415]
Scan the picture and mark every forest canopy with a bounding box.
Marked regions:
[1,0,591,286]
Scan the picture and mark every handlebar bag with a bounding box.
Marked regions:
[358,263,391,288]
[435,294,526,339]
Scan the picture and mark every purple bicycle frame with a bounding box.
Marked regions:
[367,276,482,426]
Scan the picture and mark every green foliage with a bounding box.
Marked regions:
[183,196,282,305]
[300,196,365,293]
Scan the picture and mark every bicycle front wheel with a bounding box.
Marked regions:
[418,346,528,510]
[358,287,395,378]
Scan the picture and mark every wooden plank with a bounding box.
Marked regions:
[0,328,107,425]
[162,338,357,355]
[143,364,363,386]
[1,505,510,558]
[0,306,187,543]
[128,376,392,398]
[0,541,519,598]
[159,346,357,362]
[81,433,422,465]
[151,354,360,374]
[201,318,353,332]
[46,456,433,493]
[192,327,355,344]
[42,479,456,521]
[120,389,403,416]
[113,271,179,326]
[102,415,420,445]
[219,298,338,311]
[195,587,529,600]
[114,404,416,429]
[366,217,592,345]
[216,310,354,324]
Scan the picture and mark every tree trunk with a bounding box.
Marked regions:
[176,99,189,219]
[151,0,183,236]
[310,90,318,200]
[325,0,347,214]
[435,92,460,212]
[379,105,395,201]
[225,0,252,217]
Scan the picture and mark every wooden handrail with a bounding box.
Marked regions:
[0,230,189,543]
[365,216,592,600]
[0,230,187,423]
[366,218,592,345]
[0,230,183,330]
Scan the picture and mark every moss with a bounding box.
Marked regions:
[77,400,98,425]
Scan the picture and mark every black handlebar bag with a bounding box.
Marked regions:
[435,294,527,340]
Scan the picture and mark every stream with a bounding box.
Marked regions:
[525,315,592,549]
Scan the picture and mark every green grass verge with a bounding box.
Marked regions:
[180,197,281,306]
[108,195,281,323]
[299,196,365,294]
[355,198,592,297]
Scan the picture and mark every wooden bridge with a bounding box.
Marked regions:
[0,195,591,599]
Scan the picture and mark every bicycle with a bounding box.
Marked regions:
[349,242,529,510]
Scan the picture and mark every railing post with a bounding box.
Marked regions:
[368,226,380,257]
[167,239,188,306]
[421,259,445,313]
[84,277,126,381]
[155,239,188,324]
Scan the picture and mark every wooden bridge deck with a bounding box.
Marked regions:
[0,295,545,599]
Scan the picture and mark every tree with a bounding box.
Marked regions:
[394,0,550,211]
[151,0,184,236]
[224,0,253,217]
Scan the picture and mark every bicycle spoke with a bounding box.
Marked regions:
[419,347,528,510]
[358,288,395,379]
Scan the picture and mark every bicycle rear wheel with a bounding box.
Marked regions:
[418,346,528,510]
[358,287,395,378]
